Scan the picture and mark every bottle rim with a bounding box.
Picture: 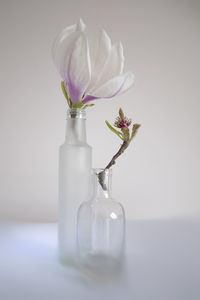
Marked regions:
[93,168,112,175]
[66,108,86,119]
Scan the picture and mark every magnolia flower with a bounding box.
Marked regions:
[52,19,134,107]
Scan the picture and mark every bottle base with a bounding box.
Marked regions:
[58,253,78,268]
[79,252,123,273]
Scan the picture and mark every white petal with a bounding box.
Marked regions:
[91,71,134,98]
[86,29,111,93]
[76,18,86,31]
[117,42,124,74]
[118,71,134,94]
[52,24,77,79]
[52,19,86,79]
[66,33,91,103]
[89,41,124,93]
[93,30,112,74]
[104,42,124,77]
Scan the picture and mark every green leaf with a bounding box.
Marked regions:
[83,103,95,109]
[61,81,72,108]
[105,121,123,140]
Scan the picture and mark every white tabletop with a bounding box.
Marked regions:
[0,219,199,300]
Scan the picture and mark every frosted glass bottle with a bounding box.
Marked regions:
[58,108,92,265]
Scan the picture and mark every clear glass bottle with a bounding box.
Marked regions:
[58,108,92,265]
[77,168,125,273]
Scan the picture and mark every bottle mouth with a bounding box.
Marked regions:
[66,108,86,119]
[93,168,112,175]
[93,168,112,192]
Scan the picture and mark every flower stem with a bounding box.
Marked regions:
[104,141,129,170]
[98,141,129,190]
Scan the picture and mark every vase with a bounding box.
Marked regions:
[58,108,92,265]
[77,168,125,273]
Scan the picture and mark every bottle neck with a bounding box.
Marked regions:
[93,169,112,200]
[65,108,87,143]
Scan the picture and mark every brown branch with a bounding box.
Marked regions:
[98,141,129,190]
[105,140,129,170]
[97,121,141,190]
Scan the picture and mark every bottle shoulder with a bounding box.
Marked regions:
[59,142,92,150]
[79,198,125,214]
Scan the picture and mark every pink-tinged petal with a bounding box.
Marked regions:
[66,33,91,103]
[82,95,98,103]
[86,29,111,93]
[83,71,134,103]
[89,42,124,94]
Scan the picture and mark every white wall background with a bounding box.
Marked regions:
[0,0,199,221]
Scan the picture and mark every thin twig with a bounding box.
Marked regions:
[98,141,129,190]
[104,141,129,170]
